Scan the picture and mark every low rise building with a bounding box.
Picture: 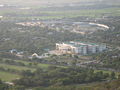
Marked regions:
[56,41,107,55]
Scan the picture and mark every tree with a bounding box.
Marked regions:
[0,79,9,90]
[110,72,116,80]
[21,70,33,77]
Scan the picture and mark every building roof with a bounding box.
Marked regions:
[63,41,106,47]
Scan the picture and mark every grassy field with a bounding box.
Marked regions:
[0,58,67,81]
[1,7,120,20]
[0,59,53,81]
[0,63,35,71]
[0,60,50,81]
[0,71,20,81]
[15,60,50,68]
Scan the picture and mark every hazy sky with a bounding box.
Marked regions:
[0,0,102,3]
[0,0,119,6]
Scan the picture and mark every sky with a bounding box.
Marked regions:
[0,0,119,6]
[0,0,103,4]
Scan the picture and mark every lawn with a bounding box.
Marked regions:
[0,71,20,81]
[1,58,64,70]
[0,63,35,71]
[14,60,50,68]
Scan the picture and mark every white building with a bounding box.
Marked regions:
[56,41,107,55]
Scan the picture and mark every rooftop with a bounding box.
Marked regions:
[63,41,106,47]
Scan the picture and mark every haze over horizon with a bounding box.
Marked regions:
[0,0,120,6]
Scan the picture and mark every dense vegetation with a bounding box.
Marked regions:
[87,17,120,46]
[13,66,117,88]
[0,21,84,54]
[91,50,120,71]
[34,79,120,90]
[0,66,119,90]
[0,76,120,90]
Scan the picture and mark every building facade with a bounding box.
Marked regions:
[56,41,107,55]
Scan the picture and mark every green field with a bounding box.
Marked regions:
[0,62,48,81]
[15,60,50,68]
[0,71,20,81]
[1,7,120,20]
[0,57,68,81]
[0,63,35,71]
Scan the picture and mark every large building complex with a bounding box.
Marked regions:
[56,41,107,55]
